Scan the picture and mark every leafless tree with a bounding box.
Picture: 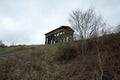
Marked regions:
[68,8,107,80]
[68,8,106,40]
[0,40,6,48]
[116,25,120,33]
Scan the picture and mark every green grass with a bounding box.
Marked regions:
[0,46,34,55]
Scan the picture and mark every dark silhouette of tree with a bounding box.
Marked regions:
[0,40,6,48]
[68,8,106,40]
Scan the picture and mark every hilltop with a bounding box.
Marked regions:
[0,32,120,80]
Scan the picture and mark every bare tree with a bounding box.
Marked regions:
[68,8,106,40]
[116,25,120,33]
[0,40,6,48]
[68,8,106,80]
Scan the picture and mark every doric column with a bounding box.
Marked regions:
[50,38,52,44]
[45,37,48,44]
[55,33,57,43]
[58,32,60,42]
[71,35,73,41]
[61,31,64,42]
[45,37,47,44]
[48,37,50,44]
[64,33,67,42]
[51,36,53,44]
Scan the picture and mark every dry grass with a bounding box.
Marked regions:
[0,33,120,80]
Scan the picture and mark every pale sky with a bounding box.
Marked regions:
[0,0,120,45]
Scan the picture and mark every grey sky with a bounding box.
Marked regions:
[0,0,120,45]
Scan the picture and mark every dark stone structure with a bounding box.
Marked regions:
[45,26,74,44]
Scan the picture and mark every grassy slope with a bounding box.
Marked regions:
[0,33,120,80]
[0,46,34,55]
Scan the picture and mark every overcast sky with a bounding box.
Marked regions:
[0,0,120,45]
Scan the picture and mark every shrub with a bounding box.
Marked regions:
[54,43,78,64]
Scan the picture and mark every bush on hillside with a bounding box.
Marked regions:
[54,43,78,64]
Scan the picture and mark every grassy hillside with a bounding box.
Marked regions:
[0,33,120,80]
[0,46,35,55]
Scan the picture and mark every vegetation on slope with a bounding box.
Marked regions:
[0,33,120,80]
[0,46,35,55]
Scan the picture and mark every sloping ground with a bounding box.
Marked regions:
[0,33,120,80]
[0,46,34,55]
[0,45,40,60]
[99,33,120,80]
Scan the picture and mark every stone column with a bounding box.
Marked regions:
[45,37,47,44]
[71,34,73,41]
[68,36,70,42]
[50,37,51,44]
[45,37,48,44]
[55,33,58,43]
[58,32,60,42]
[52,36,54,44]
[64,32,66,42]
[61,31,64,42]
[48,37,50,44]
